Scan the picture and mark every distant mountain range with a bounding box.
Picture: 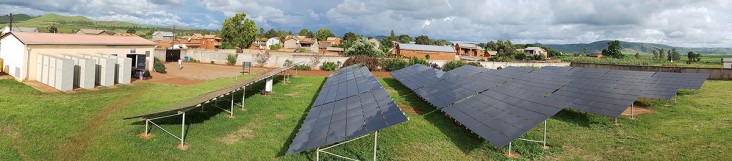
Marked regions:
[544,40,732,55]
[1,13,214,35]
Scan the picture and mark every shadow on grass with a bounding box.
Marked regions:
[381,78,485,155]
[552,109,592,128]
[275,76,327,157]
[129,75,289,141]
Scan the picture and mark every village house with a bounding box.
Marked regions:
[76,29,113,35]
[152,31,174,41]
[250,37,268,50]
[0,32,156,81]
[455,43,486,57]
[177,34,222,50]
[325,37,342,46]
[283,35,319,52]
[266,37,281,49]
[524,47,547,57]
[394,43,457,60]
[2,27,38,35]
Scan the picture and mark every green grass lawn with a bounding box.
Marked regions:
[1,75,731,160]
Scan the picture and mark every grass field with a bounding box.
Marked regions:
[1,74,731,160]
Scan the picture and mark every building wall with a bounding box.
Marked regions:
[173,49,349,68]
[25,45,155,81]
[571,62,732,80]
[399,49,456,60]
[0,34,27,80]
[283,39,299,49]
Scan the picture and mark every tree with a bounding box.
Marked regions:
[344,38,386,57]
[220,13,258,50]
[434,39,452,46]
[414,35,432,45]
[601,40,623,58]
[687,51,702,63]
[254,50,271,67]
[390,30,396,41]
[343,32,357,43]
[652,50,659,60]
[397,34,412,43]
[126,26,136,34]
[486,41,498,51]
[258,28,265,37]
[635,52,641,59]
[298,28,314,38]
[659,48,666,61]
[48,26,58,33]
[263,29,277,38]
[315,28,335,41]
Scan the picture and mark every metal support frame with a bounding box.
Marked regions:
[630,104,635,119]
[508,120,547,156]
[143,112,187,146]
[316,131,379,161]
[241,86,246,110]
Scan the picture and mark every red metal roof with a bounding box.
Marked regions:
[6,32,156,46]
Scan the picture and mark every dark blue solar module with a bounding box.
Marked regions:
[287,65,408,155]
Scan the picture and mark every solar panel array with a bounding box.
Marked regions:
[126,65,294,119]
[287,65,408,154]
[390,65,707,147]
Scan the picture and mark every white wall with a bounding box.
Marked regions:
[26,45,155,81]
[0,34,27,80]
[425,60,570,69]
[175,49,349,68]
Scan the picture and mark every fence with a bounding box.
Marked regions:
[571,62,732,80]
[155,49,349,69]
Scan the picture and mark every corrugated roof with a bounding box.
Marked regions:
[398,43,455,52]
[153,31,174,37]
[5,32,156,46]
[76,29,108,35]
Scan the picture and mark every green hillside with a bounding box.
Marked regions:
[0,14,37,23]
[1,13,216,37]
[546,40,732,55]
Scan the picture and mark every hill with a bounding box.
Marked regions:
[0,14,37,23]
[545,40,732,55]
[1,13,215,36]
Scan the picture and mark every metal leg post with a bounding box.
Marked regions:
[508,142,512,156]
[631,104,635,119]
[316,148,320,161]
[241,86,246,110]
[230,93,234,117]
[180,112,186,146]
[373,131,378,161]
[543,120,547,147]
[145,119,150,134]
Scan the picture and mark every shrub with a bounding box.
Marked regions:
[210,61,215,64]
[189,58,200,63]
[467,62,482,67]
[514,54,527,60]
[383,59,409,71]
[430,63,440,69]
[284,59,293,67]
[343,55,381,71]
[153,57,167,73]
[321,61,337,71]
[299,47,307,53]
[408,57,429,66]
[442,60,467,71]
[254,50,271,67]
[344,38,386,57]
[226,54,238,65]
[269,44,281,50]
[294,64,311,70]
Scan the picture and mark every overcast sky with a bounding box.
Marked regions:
[2,0,732,47]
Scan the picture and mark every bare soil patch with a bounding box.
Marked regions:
[622,103,653,116]
[276,114,286,119]
[135,62,271,85]
[398,103,423,115]
[217,123,259,145]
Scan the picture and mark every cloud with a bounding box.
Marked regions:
[2,0,732,47]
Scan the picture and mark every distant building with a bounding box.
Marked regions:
[325,37,342,46]
[151,31,174,41]
[76,29,113,35]
[324,47,344,55]
[177,34,221,49]
[524,47,547,57]
[0,32,156,81]
[394,43,457,60]
[723,58,732,68]
[2,27,38,35]
[455,43,486,57]
[282,35,318,52]
[266,37,281,49]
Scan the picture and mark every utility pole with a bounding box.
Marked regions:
[9,13,13,32]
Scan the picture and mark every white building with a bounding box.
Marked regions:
[266,37,281,49]
[0,32,156,81]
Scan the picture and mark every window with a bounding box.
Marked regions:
[130,49,136,53]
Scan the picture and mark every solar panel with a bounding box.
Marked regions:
[287,65,408,155]
[389,65,707,147]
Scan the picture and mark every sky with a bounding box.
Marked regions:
[2,0,732,47]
